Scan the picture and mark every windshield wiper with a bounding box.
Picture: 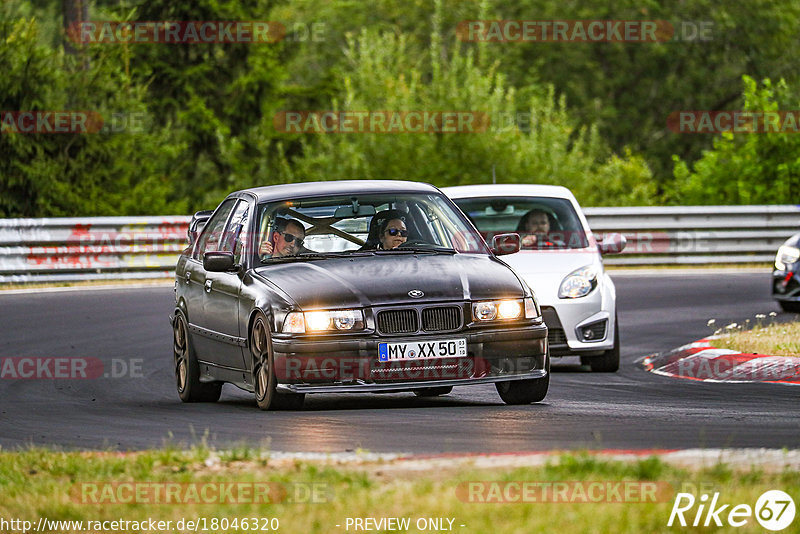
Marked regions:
[269,251,379,262]
[376,246,457,254]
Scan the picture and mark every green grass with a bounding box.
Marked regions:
[0,448,797,533]
[713,320,800,357]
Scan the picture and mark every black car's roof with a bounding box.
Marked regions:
[232,180,440,203]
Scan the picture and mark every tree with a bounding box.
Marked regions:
[61,0,88,55]
[278,19,654,206]
[670,76,800,205]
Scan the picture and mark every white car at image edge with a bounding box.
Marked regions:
[443,184,627,372]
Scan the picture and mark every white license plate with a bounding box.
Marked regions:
[378,338,467,362]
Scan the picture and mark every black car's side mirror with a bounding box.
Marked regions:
[188,209,214,244]
[204,251,237,272]
[598,233,627,255]
[491,233,521,256]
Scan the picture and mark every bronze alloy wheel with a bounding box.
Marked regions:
[174,315,188,394]
[173,312,221,402]
[250,313,304,411]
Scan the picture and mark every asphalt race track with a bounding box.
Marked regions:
[1,271,797,453]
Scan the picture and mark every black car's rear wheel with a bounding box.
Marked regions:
[173,312,221,402]
[250,313,305,411]
[413,386,453,397]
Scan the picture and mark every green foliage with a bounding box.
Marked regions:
[3,0,799,215]
[0,12,186,216]
[280,24,654,206]
[468,0,800,191]
[670,76,800,204]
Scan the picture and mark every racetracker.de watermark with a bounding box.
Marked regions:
[672,354,800,382]
[74,482,331,504]
[1,111,152,134]
[456,481,674,503]
[457,20,713,42]
[668,111,800,134]
[273,354,515,382]
[457,20,683,43]
[0,357,143,379]
[69,21,285,44]
[274,111,491,134]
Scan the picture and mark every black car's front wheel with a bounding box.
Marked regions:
[173,312,221,403]
[495,374,549,405]
[779,300,800,313]
[250,313,305,411]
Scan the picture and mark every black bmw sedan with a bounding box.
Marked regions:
[171,180,549,410]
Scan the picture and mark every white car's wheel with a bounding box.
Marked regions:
[587,315,620,372]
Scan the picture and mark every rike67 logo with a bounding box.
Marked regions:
[668,490,796,531]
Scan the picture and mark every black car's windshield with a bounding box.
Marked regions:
[256,193,489,262]
[453,196,590,250]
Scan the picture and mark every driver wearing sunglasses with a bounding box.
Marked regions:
[259,217,306,258]
[378,218,408,250]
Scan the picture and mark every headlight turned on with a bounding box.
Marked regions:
[775,245,800,270]
[283,310,364,333]
[473,299,540,322]
[558,265,599,299]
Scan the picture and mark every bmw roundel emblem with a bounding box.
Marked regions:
[408,289,424,298]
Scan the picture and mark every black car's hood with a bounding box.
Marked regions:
[253,253,526,309]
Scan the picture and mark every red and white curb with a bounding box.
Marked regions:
[639,337,800,385]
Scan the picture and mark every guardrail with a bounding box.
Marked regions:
[1,205,798,282]
[584,205,800,265]
[0,217,189,283]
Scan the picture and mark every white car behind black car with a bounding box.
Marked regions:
[444,184,626,372]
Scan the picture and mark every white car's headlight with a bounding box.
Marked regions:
[473,298,539,321]
[558,265,599,299]
[775,245,800,271]
[283,310,364,333]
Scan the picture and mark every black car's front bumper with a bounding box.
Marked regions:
[270,324,548,393]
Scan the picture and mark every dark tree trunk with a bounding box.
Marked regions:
[62,0,89,56]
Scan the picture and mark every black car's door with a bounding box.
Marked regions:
[186,198,237,364]
[201,198,252,372]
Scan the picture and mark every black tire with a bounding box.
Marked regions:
[250,313,305,411]
[173,312,222,403]
[779,301,800,313]
[589,316,620,373]
[413,386,453,397]
[496,374,549,405]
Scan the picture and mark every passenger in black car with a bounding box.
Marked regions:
[361,209,409,250]
[378,218,408,249]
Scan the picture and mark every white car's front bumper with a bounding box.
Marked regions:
[520,268,617,355]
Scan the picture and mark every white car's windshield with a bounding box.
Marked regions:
[453,196,590,250]
[256,192,489,260]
